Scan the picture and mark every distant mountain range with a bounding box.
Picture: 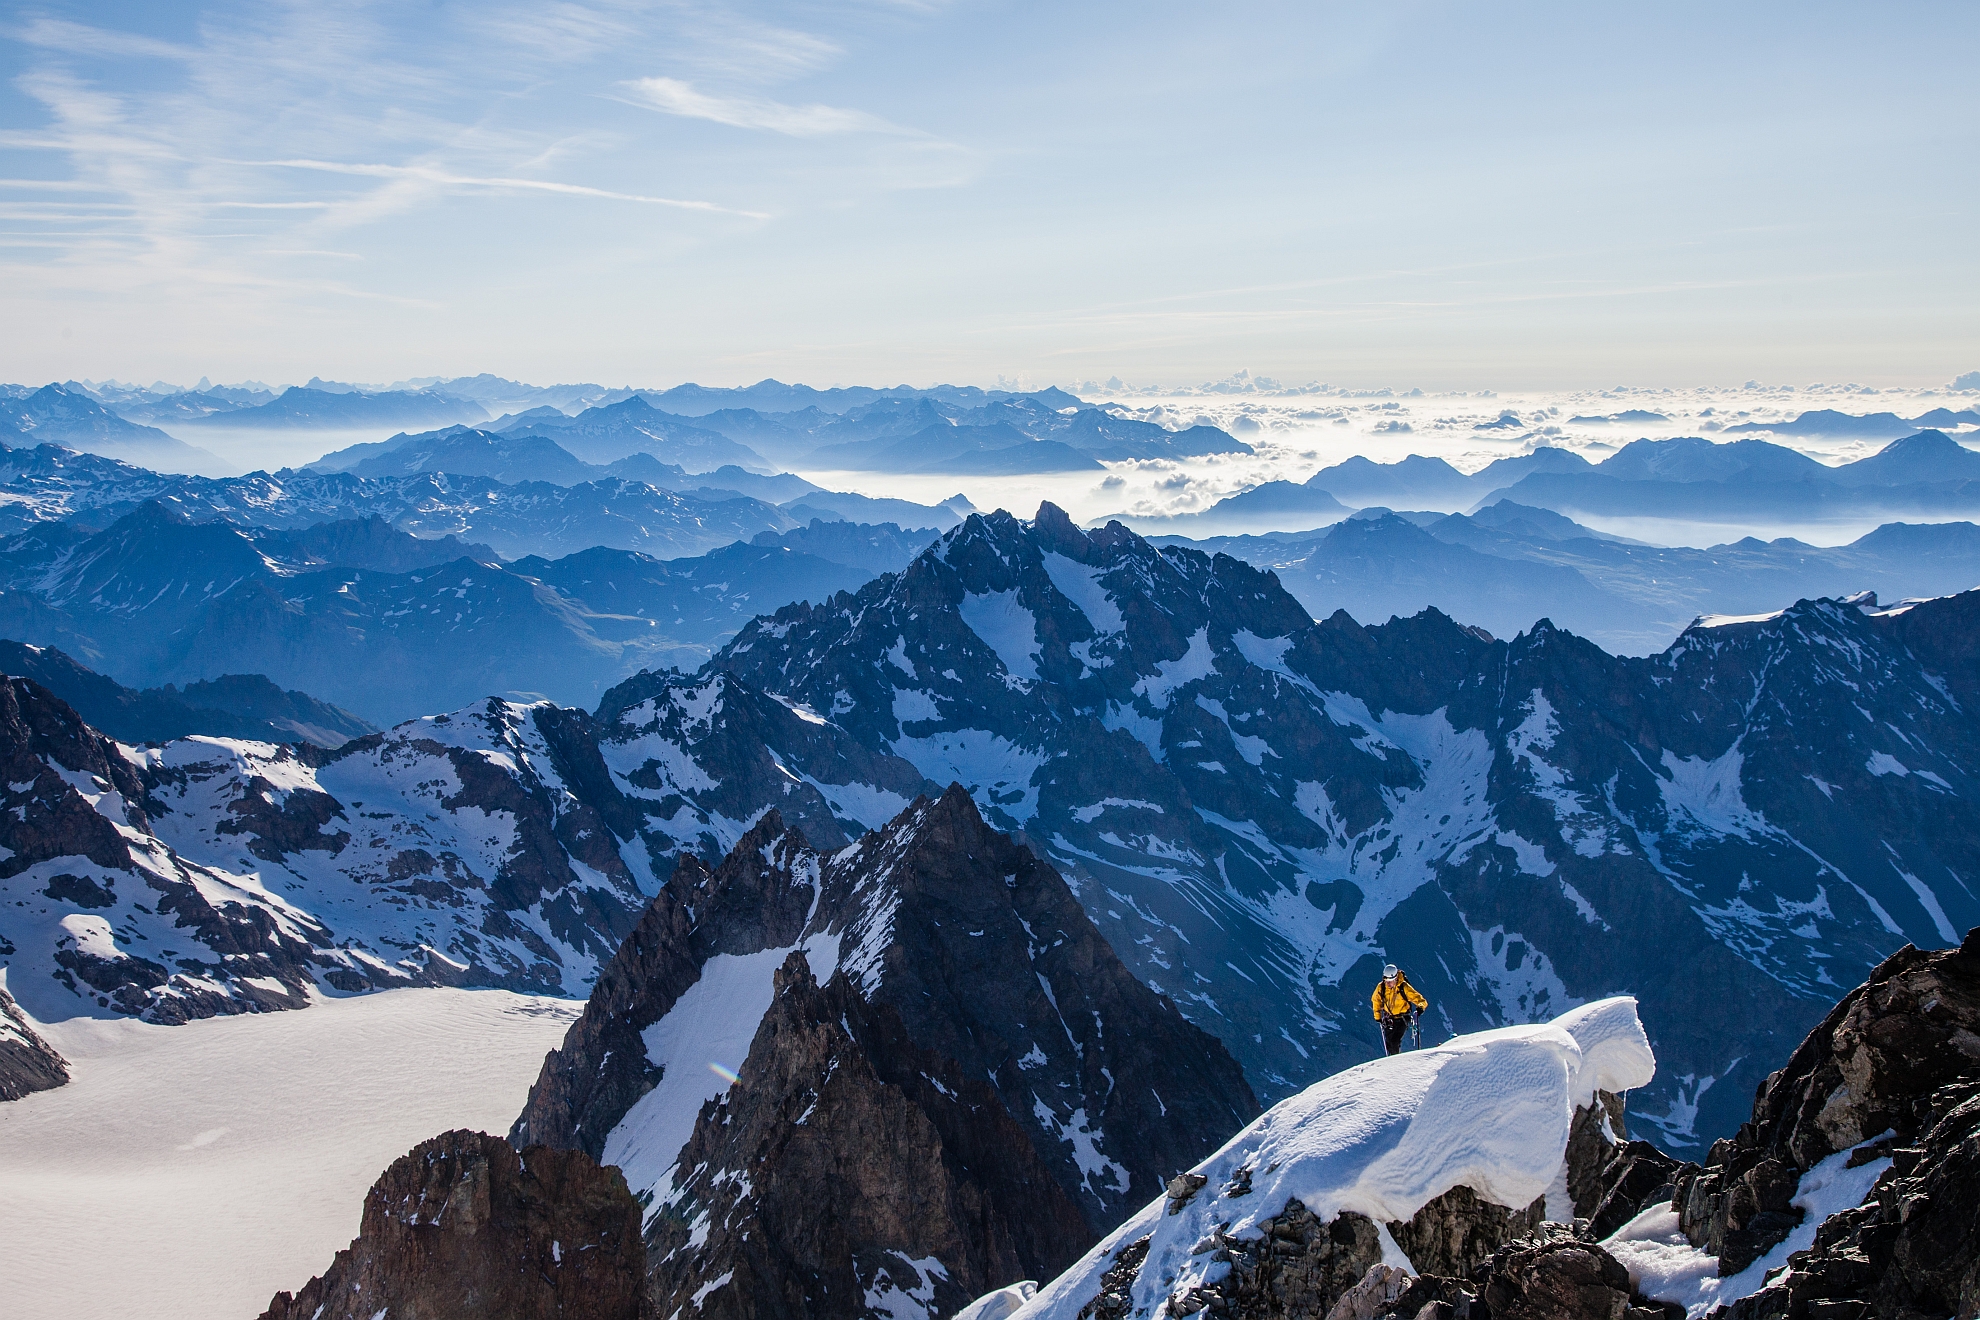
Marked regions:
[175,385,490,432]
[0,385,222,473]
[1144,430,1980,534]
[308,389,1251,477]
[0,505,929,723]
[1167,504,1980,653]
[0,439,969,559]
[1724,406,1980,438]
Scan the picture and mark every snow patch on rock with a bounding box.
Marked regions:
[1604,1135,1894,1318]
[1043,553,1124,635]
[959,590,1042,682]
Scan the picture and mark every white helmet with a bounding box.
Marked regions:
[1383,964,1399,980]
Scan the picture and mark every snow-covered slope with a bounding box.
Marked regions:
[1012,997,1655,1320]
[0,670,924,1032]
[712,503,1980,1145]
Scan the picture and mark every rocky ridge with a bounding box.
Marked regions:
[514,786,1259,1320]
[1005,997,1665,1320]
[1676,927,1980,1319]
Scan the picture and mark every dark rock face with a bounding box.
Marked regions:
[0,983,68,1100]
[1565,1092,1630,1217]
[257,1129,649,1320]
[710,502,1980,1147]
[1674,928,1980,1273]
[648,953,1090,1320]
[1582,1140,1683,1243]
[1559,1091,1687,1243]
[517,786,1258,1320]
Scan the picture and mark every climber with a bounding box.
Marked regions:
[1371,964,1427,1056]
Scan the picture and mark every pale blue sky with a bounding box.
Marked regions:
[2,1,1974,390]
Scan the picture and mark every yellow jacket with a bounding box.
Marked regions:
[1372,976,1427,1021]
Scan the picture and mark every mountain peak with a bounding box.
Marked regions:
[510,787,1257,1320]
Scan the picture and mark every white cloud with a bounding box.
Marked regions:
[14,18,196,62]
[478,3,639,64]
[622,77,905,137]
[257,158,765,217]
[675,18,843,81]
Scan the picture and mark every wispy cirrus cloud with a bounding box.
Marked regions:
[256,158,767,217]
[621,76,907,137]
[14,17,195,61]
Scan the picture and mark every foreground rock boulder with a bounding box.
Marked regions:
[1478,1232,1647,1320]
[258,1129,648,1320]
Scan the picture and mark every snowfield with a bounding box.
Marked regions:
[1011,997,1656,1320]
[0,987,578,1320]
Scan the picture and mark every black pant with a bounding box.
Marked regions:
[1381,1015,1411,1056]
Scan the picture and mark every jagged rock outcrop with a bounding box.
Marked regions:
[515,785,1258,1320]
[1120,1187,1551,1320]
[1169,1200,1389,1320]
[1391,1185,1548,1280]
[257,1129,649,1320]
[1560,1091,1686,1241]
[1674,927,1980,1274]
[1653,929,1980,1320]
[1346,1228,1682,1320]
[1721,1077,1980,1320]
[0,983,67,1099]
[1565,1091,1629,1215]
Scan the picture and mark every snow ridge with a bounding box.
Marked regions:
[1014,998,1655,1320]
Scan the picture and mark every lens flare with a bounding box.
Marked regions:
[707,1062,740,1085]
